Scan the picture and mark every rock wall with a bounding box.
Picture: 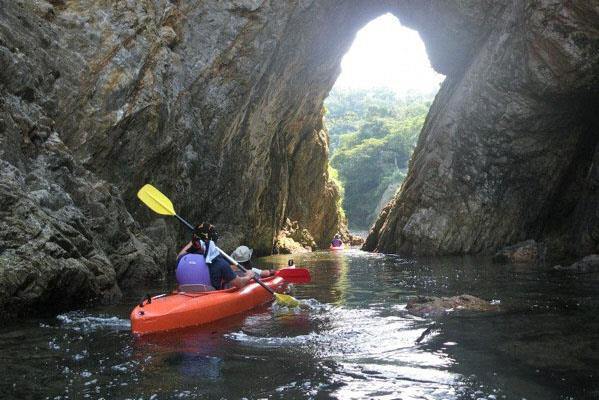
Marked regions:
[2,0,598,318]
[0,0,386,316]
[365,0,599,262]
[31,0,385,253]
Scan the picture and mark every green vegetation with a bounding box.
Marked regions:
[325,87,435,229]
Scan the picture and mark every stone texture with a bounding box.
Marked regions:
[0,0,386,316]
[273,218,315,254]
[2,0,599,318]
[0,132,164,318]
[553,254,599,274]
[493,239,539,264]
[366,0,599,263]
[406,294,499,317]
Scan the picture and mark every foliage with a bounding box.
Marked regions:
[324,87,435,229]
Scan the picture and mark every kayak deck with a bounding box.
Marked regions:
[131,276,287,335]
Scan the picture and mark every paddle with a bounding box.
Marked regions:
[216,250,300,307]
[137,184,301,307]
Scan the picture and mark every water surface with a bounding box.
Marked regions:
[1,250,598,399]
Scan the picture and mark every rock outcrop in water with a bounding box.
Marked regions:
[1,0,598,318]
[406,295,499,317]
[365,1,599,262]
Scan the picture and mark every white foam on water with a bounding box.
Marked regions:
[56,311,130,332]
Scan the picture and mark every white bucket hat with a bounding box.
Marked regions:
[231,245,253,263]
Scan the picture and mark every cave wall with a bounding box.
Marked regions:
[33,0,387,253]
[2,0,598,318]
[365,0,599,261]
[0,0,387,316]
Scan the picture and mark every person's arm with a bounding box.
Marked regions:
[229,273,254,288]
[177,241,193,259]
[237,261,274,277]
[227,265,259,288]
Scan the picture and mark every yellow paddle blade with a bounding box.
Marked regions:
[137,184,176,216]
[274,293,300,308]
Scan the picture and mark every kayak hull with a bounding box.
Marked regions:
[130,276,287,335]
[329,245,344,250]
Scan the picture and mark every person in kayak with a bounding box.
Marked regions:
[177,222,255,290]
[230,245,275,278]
[331,234,343,248]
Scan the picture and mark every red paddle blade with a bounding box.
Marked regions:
[275,268,311,283]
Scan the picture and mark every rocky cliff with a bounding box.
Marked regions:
[365,0,599,262]
[0,0,385,317]
[1,0,598,317]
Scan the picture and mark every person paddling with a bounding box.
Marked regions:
[331,234,343,248]
[230,245,275,278]
[177,222,255,290]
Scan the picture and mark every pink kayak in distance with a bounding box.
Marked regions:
[330,235,344,250]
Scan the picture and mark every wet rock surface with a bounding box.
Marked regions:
[0,133,164,319]
[2,0,598,318]
[366,1,599,262]
[0,0,381,316]
[493,240,539,264]
[406,295,499,317]
[553,254,599,274]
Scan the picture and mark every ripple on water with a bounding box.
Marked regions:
[226,300,472,398]
[55,311,131,332]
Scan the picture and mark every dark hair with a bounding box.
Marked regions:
[193,222,218,242]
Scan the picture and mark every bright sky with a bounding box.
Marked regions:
[333,13,445,94]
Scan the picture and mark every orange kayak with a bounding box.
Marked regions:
[130,276,287,335]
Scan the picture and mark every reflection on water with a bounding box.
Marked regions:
[0,250,598,399]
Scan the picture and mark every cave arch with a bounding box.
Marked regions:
[5,0,596,261]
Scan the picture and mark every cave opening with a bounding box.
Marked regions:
[324,13,444,234]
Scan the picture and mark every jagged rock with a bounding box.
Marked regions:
[273,218,315,254]
[2,0,360,265]
[493,240,538,264]
[0,134,164,319]
[2,0,599,318]
[553,254,599,274]
[406,295,499,317]
[365,1,599,261]
[273,236,311,255]
[348,234,364,247]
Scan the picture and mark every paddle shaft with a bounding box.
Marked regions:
[176,214,195,231]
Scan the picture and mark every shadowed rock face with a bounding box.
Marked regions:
[1,0,598,317]
[365,1,599,262]
[0,0,386,316]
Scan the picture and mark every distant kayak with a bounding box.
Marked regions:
[131,276,287,335]
[329,244,344,250]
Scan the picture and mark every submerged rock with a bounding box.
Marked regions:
[406,295,499,317]
[348,235,365,247]
[553,254,599,274]
[493,240,538,264]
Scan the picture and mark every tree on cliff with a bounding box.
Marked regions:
[325,87,433,229]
